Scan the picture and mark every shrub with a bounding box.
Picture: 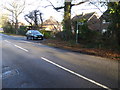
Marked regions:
[40,30,52,39]
[78,24,101,42]
[55,31,66,40]
[3,26,16,34]
[18,26,27,35]
[3,22,16,34]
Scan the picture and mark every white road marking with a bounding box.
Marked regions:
[41,57,111,90]
[4,40,29,52]
[4,40,11,43]
[14,45,28,52]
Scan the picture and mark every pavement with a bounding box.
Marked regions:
[0,33,119,89]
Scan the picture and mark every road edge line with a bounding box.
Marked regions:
[41,57,112,90]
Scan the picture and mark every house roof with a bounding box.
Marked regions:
[99,10,110,21]
[43,16,60,25]
[42,16,62,31]
[83,12,96,20]
[72,12,99,21]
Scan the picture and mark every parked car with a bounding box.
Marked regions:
[26,30,44,40]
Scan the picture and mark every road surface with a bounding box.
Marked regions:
[0,33,119,89]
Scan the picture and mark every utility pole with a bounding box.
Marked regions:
[76,21,79,44]
[76,21,84,44]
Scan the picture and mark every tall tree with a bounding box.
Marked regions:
[4,0,25,34]
[0,14,9,27]
[46,0,89,40]
[107,1,120,46]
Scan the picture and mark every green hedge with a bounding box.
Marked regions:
[40,30,53,39]
[17,26,27,35]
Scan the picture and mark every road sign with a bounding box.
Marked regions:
[76,22,84,43]
[78,22,84,25]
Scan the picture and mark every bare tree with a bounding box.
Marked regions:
[0,14,9,27]
[24,12,33,26]
[4,0,25,34]
[24,10,43,29]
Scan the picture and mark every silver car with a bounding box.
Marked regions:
[26,30,44,40]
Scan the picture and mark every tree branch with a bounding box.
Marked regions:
[54,6,64,10]
[4,6,13,13]
[71,0,89,7]
[44,0,64,12]
[45,0,89,12]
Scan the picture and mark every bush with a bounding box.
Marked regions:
[55,31,66,40]
[78,24,101,42]
[101,31,120,51]
[17,26,27,35]
[3,22,16,34]
[40,30,52,39]
[55,30,75,41]
[3,26,16,34]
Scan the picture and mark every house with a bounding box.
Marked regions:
[18,22,25,28]
[72,12,101,31]
[0,28,3,32]
[42,16,62,32]
[99,10,110,33]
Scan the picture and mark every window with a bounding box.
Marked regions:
[102,20,106,24]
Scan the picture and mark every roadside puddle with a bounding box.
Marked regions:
[2,66,19,79]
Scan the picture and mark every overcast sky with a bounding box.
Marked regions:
[1,0,107,25]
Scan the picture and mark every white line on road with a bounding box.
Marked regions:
[14,44,28,52]
[4,40,29,52]
[4,40,11,43]
[41,57,111,90]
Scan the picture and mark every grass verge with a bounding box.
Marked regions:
[41,39,120,60]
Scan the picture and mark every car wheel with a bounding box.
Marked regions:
[31,37,34,40]
[28,37,31,40]
[41,37,43,40]
[26,36,29,40]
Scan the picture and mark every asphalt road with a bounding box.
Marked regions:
[1,33,119,89]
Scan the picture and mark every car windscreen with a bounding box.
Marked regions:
[32,31,41,34]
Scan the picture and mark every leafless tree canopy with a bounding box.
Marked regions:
[4,0,25,30]
[24,10,43,27]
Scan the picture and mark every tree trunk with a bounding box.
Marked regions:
[64,2,72,40]
[15,17,18,34]
[34,11,38,29]
[116,23,120,46]
[40,13,43,27]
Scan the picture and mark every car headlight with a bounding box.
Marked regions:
[34,35,37,37]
